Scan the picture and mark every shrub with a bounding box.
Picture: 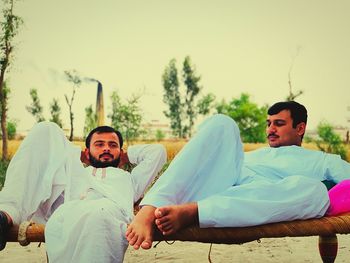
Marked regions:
[316,122,347,160]
[0,159,9,190]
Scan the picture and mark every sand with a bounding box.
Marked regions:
[1,235,350,262]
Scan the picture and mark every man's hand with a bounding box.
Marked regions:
[118,149,130,168]
[80,151,90,166]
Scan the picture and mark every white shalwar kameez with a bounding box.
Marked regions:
[141,114,350,228]
[0,121,166,263]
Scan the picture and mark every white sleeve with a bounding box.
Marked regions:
[324,153,350,183]
[127,144,167,202]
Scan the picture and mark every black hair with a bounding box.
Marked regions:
[85,126,123,149]
[268,101,307,128]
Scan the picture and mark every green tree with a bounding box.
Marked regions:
[182,56,201,137]
[6,118,17,139]
[162,59,183,138]
[197,93,216,115]
[83,104,97,138]
[162,57,215,138]
[64,70,82,141]
[0,0,22,160]
[108,91,144,144]
[316,121,347,160]
[49,98,63,128]
[216,93,268,143]
[0,158,9,189]
[26,88,45,122]
[0,118,17,140]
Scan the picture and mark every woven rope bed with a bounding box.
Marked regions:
[5,213,350,263]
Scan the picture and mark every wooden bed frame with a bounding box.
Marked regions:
[5,213,350,263]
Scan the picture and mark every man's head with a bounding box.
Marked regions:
[84,126,123,168]
[266,101,307,147]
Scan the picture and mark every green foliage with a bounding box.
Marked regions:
[216,93,268,143]
[0,81,9,115]
[155,129,166,141]
[0,0,23,72]
[182,56,201,137]
[303,135,314,144]
[49,98,63,127]
[6,118,16,139]
[0,0,23,160]
[162,57,215,138]
[83,104,97,138]
[197,93,216,115]
[316,121,347,160]
[108,91,144,144]
[0,159,9,190]
[0,118,17,139]
[26,88,45,122]
[162,59,182,138]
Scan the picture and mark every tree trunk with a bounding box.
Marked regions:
[69,108,73,141]
[0,69,8,160]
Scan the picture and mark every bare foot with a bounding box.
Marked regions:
[125,206,156,250]
[154,203,199,235]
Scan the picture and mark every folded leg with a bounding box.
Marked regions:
[0,122,77,224]
[141,114,244,207]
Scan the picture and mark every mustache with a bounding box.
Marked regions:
[99,153,114,159]
[267,133,279,139]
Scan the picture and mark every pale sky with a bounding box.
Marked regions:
[4,0,350,136]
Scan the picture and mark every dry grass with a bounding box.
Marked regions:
[0,140,23,159]
[1,139,349,162]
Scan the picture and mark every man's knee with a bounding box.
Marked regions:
[31,121,62,134]
[27,121,65,142]
[200,114,239,136]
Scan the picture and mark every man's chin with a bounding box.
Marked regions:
[91,162,115,168]
[89,154,120,168]
[268,140,281,148]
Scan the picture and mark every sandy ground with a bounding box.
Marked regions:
[1,235,350,262]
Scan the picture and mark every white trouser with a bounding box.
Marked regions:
[141,114,329,228]
[45,192,129,263]
[142,114,244,206]
[198,175,329,227]
[0,122,80,224]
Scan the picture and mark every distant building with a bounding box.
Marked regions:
[142,120,172,140]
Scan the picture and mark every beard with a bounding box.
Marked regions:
[89,152,120,168]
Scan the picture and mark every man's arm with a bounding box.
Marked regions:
[127,144,167,202]
[324,154,350,183]
[118,149,130,168]
[80,151,90,166]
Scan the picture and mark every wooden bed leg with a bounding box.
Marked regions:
[318,235,338,263]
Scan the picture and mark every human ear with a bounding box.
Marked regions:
[81,148,91,165]
[296,122,306,136]
[85,149,90,159]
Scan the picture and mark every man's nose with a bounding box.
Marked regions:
[103,147,111,152]
[267,125,276,134]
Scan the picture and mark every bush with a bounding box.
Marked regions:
[7,120,17,140]
[316,122,347,160]
[0,159,9,190]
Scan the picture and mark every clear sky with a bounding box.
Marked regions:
[4,0,350,136]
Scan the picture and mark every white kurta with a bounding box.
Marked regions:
[142,114,350,228]
[45,144,166,263]
[0,121,166,262]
